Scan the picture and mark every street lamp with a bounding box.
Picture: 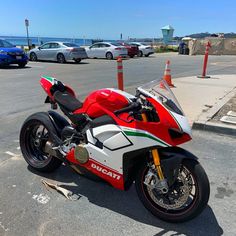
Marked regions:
[25,19,30,49]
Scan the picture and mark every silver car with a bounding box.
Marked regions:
[28,41,88,63]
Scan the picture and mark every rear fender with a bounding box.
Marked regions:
[48,110,70,136]
[123,146,198,190]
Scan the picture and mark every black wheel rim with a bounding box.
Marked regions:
[141,164,198,214]
[31,53,36,61]
[24,121,52,167]
[58,54,64,63]
[107,53,112,60]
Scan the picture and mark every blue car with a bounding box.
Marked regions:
[0,39,28,67]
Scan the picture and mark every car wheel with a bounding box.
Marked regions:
[138,50,143,57]
[57,53,66,63]
[106,52,113,60]
[18,62,27,68]
[74,58,81,63]
[130,55,134,58]
[30,52,37,61]
[145,54,150,57]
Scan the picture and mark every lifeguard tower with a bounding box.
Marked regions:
[161,25,174,44]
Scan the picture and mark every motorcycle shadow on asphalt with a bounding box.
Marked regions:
[28,164,223,236]
[30,60,90,65]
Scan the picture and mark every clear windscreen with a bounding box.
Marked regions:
[138,79,184,115]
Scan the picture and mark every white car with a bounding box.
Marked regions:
[85,42,127,59]
[129,42,154,57]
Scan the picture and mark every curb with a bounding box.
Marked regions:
[192,87,236,136]
[192,121,236,136]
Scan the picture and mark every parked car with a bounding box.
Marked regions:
[85,42,127,59]
[0,39,28,67]
[28,42,88,63]
[128,42,154,57]
[118,42,139,58]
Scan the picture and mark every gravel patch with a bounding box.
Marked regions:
[212,93,236,121]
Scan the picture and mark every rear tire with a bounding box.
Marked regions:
[20,112,62,173]
[57,53,66,63]
[18,62,27,68]
[74,58,81,63]
[30,52,37,61]
[106,52,113,60]
[135,159,210,222]
[145,54,150,57]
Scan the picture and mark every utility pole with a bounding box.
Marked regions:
[25,19,30,49]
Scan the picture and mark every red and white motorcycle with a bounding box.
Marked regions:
[20,76,210,222]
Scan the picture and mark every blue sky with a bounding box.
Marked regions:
[1,0,235,39]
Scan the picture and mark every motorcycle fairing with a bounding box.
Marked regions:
[40,76,76,100]
[66,124,170,190]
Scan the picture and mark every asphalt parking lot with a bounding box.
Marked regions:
[0,53,236,236]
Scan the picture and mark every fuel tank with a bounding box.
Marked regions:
[75,88,135,118]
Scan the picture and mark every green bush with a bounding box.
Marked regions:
[154,45,178,53]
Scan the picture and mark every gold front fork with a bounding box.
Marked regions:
[151,149,164,180]
[141,113,148,122]
[142,113,165,180]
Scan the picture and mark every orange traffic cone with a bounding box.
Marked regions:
[162,60,175,87]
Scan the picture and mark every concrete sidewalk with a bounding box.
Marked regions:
[172,74,236,135]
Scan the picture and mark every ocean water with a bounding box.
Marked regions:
[0,36,95,46]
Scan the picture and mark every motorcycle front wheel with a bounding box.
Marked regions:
[135,159,210,223]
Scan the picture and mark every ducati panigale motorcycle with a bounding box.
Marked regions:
[20,76,210,222]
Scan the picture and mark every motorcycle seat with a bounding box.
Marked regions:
[54,90,83,112]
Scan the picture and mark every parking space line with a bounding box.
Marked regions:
[5,151,17,156]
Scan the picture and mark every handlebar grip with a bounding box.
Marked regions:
[114,102,141,115]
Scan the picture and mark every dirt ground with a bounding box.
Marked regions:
[212,93,236,121]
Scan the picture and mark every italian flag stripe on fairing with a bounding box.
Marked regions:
[42,76,54,83]
[123,130,169,146]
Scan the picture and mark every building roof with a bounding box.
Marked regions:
[161,25,174,30]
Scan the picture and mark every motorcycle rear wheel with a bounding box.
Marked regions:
[135,159,210,222]
[20,112,62,172]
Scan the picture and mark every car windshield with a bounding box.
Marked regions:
[138,79,184,115]
[63,43,79,47]
[0,40,14,48]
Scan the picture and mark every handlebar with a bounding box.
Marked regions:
[114,102,141,115]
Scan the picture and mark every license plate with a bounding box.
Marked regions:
[16,56,22,59]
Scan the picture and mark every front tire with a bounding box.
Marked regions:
[137,50,143,57]
[30,52,37,61]
[135,159,210,222]
[106,52,113,60]
[20,112,62,172]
